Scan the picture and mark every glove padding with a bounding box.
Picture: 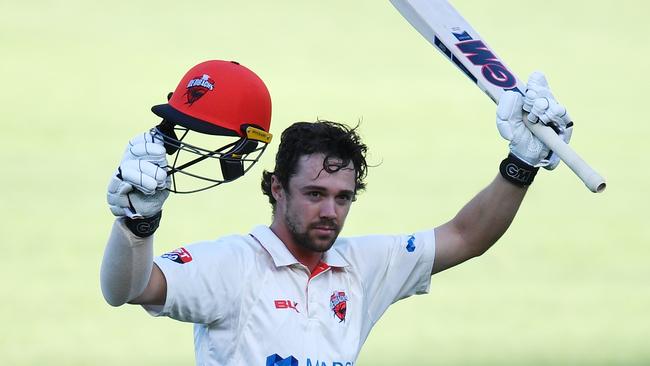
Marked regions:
[107,131,170,219]
[121,131,169,170]
[496,72,573,170]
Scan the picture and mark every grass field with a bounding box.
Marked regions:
[2,0,649,365]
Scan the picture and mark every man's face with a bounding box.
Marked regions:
[274,153,356,253]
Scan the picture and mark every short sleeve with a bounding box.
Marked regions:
[141,236,248,324]
[336,229,435,322]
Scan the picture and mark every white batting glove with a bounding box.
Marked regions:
[497,91,549,167]
[523,71,555,115]
[121,131,169,173]
[107,131,170,219]
[497,72,573,170]
[524,72,573,169]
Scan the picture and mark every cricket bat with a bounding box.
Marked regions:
[389,0,606,193]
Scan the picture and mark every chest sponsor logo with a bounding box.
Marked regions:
[265,354,354,366]
[274,299,299,313]
[161,247,193,264]
[266,354,299,366]
[307,361,354,366]
[329,291,348,322]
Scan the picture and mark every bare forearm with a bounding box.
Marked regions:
[454,175,526,255]
[433,175,527,274]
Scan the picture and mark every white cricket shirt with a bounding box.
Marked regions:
[144,226,435,366]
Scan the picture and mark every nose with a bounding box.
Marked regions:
[319,198,337,219]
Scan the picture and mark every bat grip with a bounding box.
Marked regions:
[525,121,606,193]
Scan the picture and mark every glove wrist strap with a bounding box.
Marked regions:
[124,211,162,238]
[499,153,539,187]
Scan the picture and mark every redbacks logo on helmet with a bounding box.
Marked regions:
[184,74,215,105]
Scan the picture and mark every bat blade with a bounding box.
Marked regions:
[390,0,606,193]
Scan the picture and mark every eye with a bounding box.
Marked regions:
[336,194,353,204]
[306,191,322,199]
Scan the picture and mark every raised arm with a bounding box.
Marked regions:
[101,219,167,305]
[433,175,526,274]
[432,72,573,274]
[100,132,169,306]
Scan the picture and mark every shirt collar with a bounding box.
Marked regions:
[322,245,349,268]
[250,225,349,268]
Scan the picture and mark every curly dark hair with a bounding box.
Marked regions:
[261,120,368,209]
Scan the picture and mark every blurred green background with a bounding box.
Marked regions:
[2,0,648,364]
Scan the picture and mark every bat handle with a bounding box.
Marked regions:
[525,121,606,193]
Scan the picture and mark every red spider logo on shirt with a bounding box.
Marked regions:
[329,291,348,322]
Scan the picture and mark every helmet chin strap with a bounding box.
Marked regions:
[157,119,181,155]
[219,138,259,181]
[153,122,259,182]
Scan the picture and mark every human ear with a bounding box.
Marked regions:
[271,175,284,201]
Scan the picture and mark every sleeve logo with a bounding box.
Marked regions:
[161,247,193,264]
[406,235,416,252]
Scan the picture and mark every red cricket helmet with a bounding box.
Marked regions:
[152,60,271,136]
[150,60,273,193]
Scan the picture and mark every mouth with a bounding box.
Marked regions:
[311,225,338,236]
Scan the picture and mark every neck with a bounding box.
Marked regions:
[269,221,323,273]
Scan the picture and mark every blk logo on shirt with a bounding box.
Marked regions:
[274,300,299,313]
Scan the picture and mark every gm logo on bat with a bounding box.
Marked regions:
[452,31,522,94]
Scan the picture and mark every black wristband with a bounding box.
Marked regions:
[124,211,162,238]
[499,153,539,187]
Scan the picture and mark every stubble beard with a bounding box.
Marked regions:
[284,204,341,253]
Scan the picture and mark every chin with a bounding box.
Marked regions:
[311,236,338,252]
[314,242,335,252]
[289,226,340,253]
